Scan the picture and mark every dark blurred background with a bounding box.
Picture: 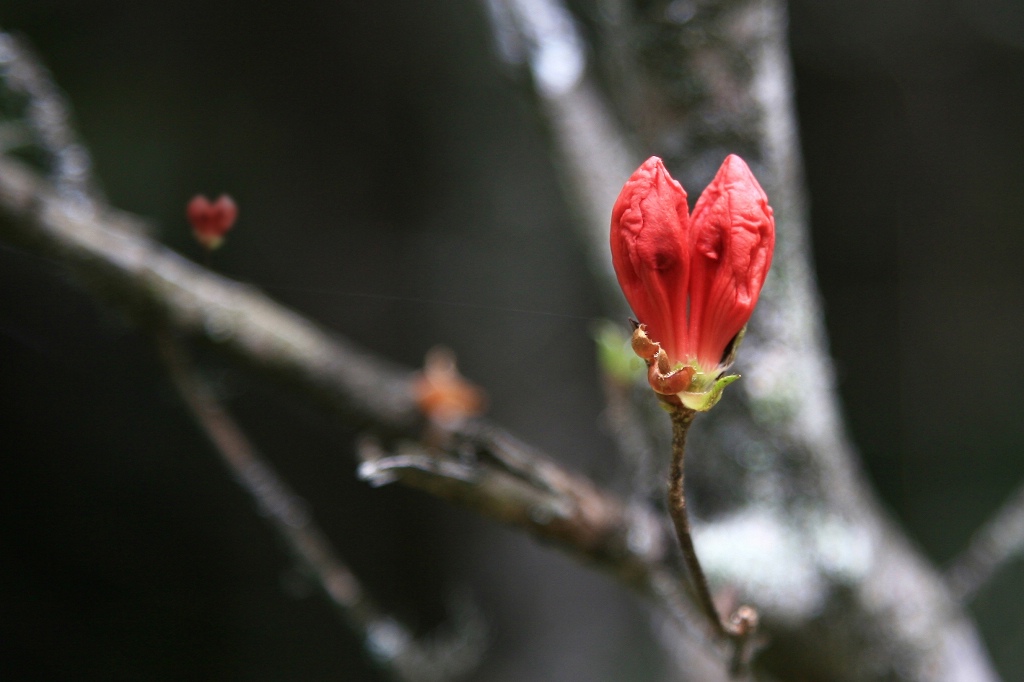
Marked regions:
[0,1,1022,680]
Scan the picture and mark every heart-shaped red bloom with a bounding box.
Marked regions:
[610,155,774,372]
[187,194,238,250]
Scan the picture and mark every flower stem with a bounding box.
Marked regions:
[667,407,758,672]
[667,408,724,634]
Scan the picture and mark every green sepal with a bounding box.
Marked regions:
[719,325,747,371]
[678,374,740,412]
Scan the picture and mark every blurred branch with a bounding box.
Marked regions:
[0,156,731,675]
[357,435,731,675]
[157,332,485,682]
[357,432,686,606]
[482,0,637,305]
[0,158,418,430]
[0,31,100,203]
[948,480,1024,602]
[483,0,999,680]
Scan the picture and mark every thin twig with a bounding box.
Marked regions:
[667,408,724,637]
[947,480,1024,602]
[667,408,757,676]
[356,432,692,605]
[155,332,484,682]
[356,436,735,664]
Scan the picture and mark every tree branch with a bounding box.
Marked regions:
[156,332,485,682]
[0,32,100,203]
[948,479,1024,602]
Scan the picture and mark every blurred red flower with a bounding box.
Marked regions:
[187,194,238,250]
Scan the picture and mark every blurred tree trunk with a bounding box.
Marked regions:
[490,0,1000,679]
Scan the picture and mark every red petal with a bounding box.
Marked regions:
[210,195,238,235]
[187,195,214,234]
[687,155,774,369]
[610,157,690,361]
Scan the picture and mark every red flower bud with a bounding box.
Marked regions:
[610,155,774,377]
[187,194,238,250]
